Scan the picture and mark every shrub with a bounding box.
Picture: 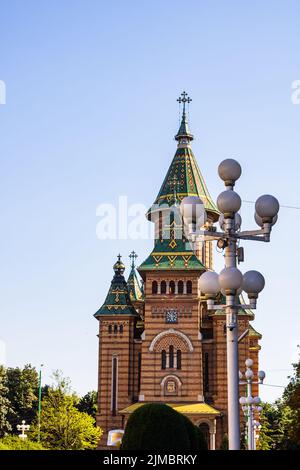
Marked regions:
[120,403,192,451]
[0,436,45,450]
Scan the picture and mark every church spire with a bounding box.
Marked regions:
[175,91,194,145]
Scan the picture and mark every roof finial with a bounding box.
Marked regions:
[175,91,193,143]
[129,251,138,269]
[177,91,192,116]
[113,254,125,275]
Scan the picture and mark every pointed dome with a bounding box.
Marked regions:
[127,252,144,301]
[94,255,138,317]
[147,92,219,222]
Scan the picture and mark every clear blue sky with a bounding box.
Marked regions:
[0,0,299,403]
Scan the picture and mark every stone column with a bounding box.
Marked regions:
[209,420,217,450]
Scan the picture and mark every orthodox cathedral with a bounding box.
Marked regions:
[94,93,261,449]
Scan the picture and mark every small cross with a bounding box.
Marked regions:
[177,91,192,113]
[17,420,30,439]
[117,254,122,262]
[169,174,180,200]
[129,250,138,268]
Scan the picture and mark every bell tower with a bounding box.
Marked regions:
[137,92,219,404]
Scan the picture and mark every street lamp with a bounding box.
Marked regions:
[181,158,279,450]
[239,358,265,450]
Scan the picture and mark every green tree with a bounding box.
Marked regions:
[121,403,193,451]
[31,373,102,450]
[6,364,39,433]
[76,391,97,419]
[0,366,12,437]
[282,354,300,448]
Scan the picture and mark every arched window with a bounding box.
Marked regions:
[161,350,166,370]
[114,324,118,335]
[178,280,184,294]
[169,280,175,294]
[108,324,112,334]
[187,280,192,294]
[161,281,167,294]
[152,281,158,294]
[169,345,174,368]
[119,324,123,334]
[177,350,182,370]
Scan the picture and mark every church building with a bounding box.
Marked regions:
[94,93,261,449]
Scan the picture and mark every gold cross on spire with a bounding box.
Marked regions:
[177,91,192,113]
[129,250,138,268]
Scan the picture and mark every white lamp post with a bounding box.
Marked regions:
[239,358,265,450]
[180,158,279,450]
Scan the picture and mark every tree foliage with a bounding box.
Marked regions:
[0,366,12,437]
[76,391,97,419]
[6,364,38,433]
[0,435,45,450]
[30,373,102,450]
[257,352,300,450]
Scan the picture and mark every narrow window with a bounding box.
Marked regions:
[114,324,118,335]
[177,350,182,370]
[204,352,209,392]
[161,350,166,369]
[161,281,167,294]
[169,280,175,294]
[108,324,112,334]
[111,357,118,416]
[152,281,158,294]
[178,280,184,294]
[138,352,141,392]
[169,345,174,368]
[119,324,123,334]
[187,280,192,294]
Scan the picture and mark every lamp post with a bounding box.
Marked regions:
[239,358,265,450]
[180,158,279,450]
[38,364,43,443]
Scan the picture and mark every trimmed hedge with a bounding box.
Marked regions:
[120,403,207,451]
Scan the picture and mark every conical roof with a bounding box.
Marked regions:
[147,94,219,222]
[127,267,144,301]
[150,145,219,219]
[94,256,138,317]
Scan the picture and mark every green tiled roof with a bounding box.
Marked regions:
[138,237,205,272]
[148,146,219,220]
[94,261,138,317]
[249,324,262,339]
[127,267,144,301]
